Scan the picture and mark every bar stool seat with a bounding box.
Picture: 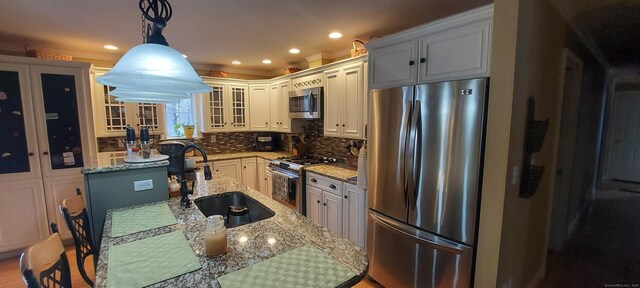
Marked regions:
[21,223,72,288]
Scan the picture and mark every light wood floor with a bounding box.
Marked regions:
[0,246,93,288]
[1,245,382,288]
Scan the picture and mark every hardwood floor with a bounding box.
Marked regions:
[1,245,381,288]
[0,246,93,288]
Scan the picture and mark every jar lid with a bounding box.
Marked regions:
[207,215,225,227]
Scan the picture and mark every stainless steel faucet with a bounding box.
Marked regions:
[179,143,212,208]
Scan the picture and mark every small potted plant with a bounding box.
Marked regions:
[182,124,195,139]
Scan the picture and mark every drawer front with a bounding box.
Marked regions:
[306,172,343,196]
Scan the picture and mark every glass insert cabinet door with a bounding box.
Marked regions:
[207,84,226,130]
[101,85,163,134]
[228,83,249,131]
[0,64,42,181]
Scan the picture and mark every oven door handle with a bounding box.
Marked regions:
[269,167,300,179]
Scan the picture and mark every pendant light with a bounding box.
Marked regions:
[96,0,211,101]
[110,88,188,103]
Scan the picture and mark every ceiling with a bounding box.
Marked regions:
[553,0,640,68]
[0,0,491,75]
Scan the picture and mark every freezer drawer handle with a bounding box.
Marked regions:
[369,211,467,255]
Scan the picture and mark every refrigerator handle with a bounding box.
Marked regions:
[369,210,468,254]
[406,100,420,209]
[412,100,422,209]
[403,100,413,207]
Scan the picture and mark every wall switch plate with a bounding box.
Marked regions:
[133,179,153,191]
[210,135,216,142]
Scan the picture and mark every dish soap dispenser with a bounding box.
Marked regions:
[168,176,180,193]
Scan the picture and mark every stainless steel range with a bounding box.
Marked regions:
[268,155,338,215]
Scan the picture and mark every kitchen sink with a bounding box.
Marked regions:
[194,192,275,228]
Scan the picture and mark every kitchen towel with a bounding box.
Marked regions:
[271,170,291,202]
[107,230,201,288]
[110,202,177,237]
[217,245,356,288]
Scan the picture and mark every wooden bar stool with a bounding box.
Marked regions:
[59,188,96,287]
[20,223,72,288]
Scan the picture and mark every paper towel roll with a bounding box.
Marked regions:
[357,144,367,189]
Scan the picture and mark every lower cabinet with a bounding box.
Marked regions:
[306,172,366,248]
[0,180,49,253]
[213,159,242,181]
[265,168,273,198]
[257,158,266,193]
[241,158,257,190]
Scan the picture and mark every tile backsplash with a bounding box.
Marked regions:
[193,132,255,154]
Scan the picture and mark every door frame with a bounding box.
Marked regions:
[547,48,584,251]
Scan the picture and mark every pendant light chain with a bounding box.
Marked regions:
[141,12,147,44]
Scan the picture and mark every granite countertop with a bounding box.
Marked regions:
[195,151,293,163]
[81,160,170,175]
[304,164,359,185]
[94,171,368,287]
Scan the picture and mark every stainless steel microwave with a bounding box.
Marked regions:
[289,87,322,119]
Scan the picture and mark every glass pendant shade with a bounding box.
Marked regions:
[115,97,179,104]
[110,87,189,100]
[96,43,212,94]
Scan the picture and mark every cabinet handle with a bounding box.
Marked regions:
[409,60,415,66]
[317,200,320,204]
[231,122,234,125]
[216,169,219,172]
[265,122,268,125]
[244,166,246,169]
[344,195,348,199]
[28,152,34,156]
[335,124,339,127]
[342,124,345,127]
[265,178,267,180]
[224,122,227,125]
[329,184,336,189]
[311,178,317,183]
[420,58,426,63]
[323,203,327,206]
[43,151,49,155]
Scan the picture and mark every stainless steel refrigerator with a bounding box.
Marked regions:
[367,78,487,288]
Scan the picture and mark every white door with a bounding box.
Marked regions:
[342,64,365,139]
[324,69,342,137]
[343,183,366,248]
[369,40,418,89]
[323,192,343,236]
[43,176,85,240]
[249,84,270,130]
[418,21,490,83]
[257,158,266,194]
[265,168,273,198]
[0,180,48,252]
[200,82,228,132]
[241,158,257,190]
[269,84,281,131]
[228,83,250,131]
[30,66,90,179]
[279,81,291,132]
[306,185,323,226]
[214,159,242,181]
[0,63,42,182]
[607,90,640,182]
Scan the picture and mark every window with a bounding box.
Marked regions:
[164,97,196,138]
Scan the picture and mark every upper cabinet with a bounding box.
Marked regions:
[92,68,165,137]
[269,80,293,133]
[323,62,367,139]
[249,83,270,131]
[367,5,492,89]
[197,80,250,133]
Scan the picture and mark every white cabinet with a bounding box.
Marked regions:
[368,7,492,89]
[418,20,491,83]
[323,63,366,139]
[241,157,257,190]
[343,183,366,248]
[92,68,165,136]
[265,168,273,198]
[269,80,294,132]
[257,158,266,194]
[213,159,242,181]
[197,81,250,133]
[279,81,291,132]
[249,84,270,131]
[0,57,96,251]
[305,173,344,236]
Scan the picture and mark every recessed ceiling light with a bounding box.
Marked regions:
[182,54,188,58]
[231,60,241,65]
[289,48,300,54]
[262,59,272,64]
[328,32,342,39]
[103,44,118,50]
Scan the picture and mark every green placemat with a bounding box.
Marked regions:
[107,230,201,288]
[217,245,356,288]
[111,203,177,237]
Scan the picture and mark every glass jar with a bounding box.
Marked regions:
[204,215,227,257]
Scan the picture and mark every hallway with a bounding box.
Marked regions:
[542,190,640,287]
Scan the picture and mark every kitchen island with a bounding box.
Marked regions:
[94,171,368,287]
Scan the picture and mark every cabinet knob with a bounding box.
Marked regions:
[231,122,234,125]
[342,124,345,127]
[311,178,317,183]
[344,195,348,199]
[224,122,227,125]
[329,184,336,189]
[420,58,426,63]
[317,200,320,204]
[265,178,267,180]
[244,166,246,169]
[216,169,219,172]
[409,60,415,66]
[265,122,268,125]
[43,151,49,155]
[335,124,339,127]
[28,152,34,156]
[323,203,327,206]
